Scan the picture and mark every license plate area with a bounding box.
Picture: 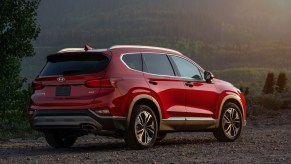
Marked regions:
[55,86,71,96]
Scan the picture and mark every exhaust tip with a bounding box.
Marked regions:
[81,124,97,131]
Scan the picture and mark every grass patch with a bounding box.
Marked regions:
[0,88,42,141]
[0,122,42,141]
[246,92,291,119]
[213,67,291,95]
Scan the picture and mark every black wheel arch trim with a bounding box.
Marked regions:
[127,94,162,129]
[217,95,246,128]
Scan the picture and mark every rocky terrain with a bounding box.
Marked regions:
[0,110,290,163]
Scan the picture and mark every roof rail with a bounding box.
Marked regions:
[109,45,182,54]
[58,48,84,53]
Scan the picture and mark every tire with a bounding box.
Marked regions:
[156,132,167,141]
[44,131,77,148]
[213,102,243,142]
[124,104,158,149]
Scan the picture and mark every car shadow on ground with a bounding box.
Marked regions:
[0,137,219,158]
[0,142,127,159]
[155,138,217,146]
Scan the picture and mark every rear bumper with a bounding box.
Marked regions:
[30,110,127,132]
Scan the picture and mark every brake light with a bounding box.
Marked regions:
[85,79,113,88]
[32,81,44,90]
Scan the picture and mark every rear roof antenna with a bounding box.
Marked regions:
[84,45,93,51]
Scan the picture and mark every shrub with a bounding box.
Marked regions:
[258,94,284,110]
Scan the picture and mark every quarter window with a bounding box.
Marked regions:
[143,53,175,76]
[122,53,142,71]
[170,56,202,80]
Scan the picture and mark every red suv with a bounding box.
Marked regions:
[29,45,246,149]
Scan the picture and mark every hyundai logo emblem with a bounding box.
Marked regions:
[57,77,65,83]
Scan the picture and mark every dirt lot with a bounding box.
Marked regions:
[0,110,290,163]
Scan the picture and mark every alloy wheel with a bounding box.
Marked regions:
[134,111,156,145]
[222,108,241,139]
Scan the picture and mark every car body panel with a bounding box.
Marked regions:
[143,74,186,118]
[32,73,105,106]
[184,80,219,117]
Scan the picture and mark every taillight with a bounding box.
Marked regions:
[32,81,44,90]
[85,79,113,88]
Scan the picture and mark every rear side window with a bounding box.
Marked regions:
[122,53,142,71]
[143,53,175,76]
[40,53,110,76]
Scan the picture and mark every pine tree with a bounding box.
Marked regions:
[276,72,288,93]
[262,72,276,94]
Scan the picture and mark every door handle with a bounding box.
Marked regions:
[185,81,193,87]
[149,80,158,85]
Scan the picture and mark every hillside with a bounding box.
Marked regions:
[21,0,291,92]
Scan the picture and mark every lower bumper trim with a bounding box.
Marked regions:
[30,110,127,132]
[33,116,103,130]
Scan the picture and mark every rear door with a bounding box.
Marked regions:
[142,53,186,120]
[31,53,110,106]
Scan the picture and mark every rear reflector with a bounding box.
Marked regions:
[93,109,111,116]
[85,79,113,88]
[32,81,44,90]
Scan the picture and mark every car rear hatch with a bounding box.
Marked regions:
[31,52,111,106]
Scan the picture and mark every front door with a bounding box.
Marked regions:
[169,55,219,121]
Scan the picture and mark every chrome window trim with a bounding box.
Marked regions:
[120,52,206,82]
[121,52,178,78]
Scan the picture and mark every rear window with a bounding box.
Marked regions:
[40,53,110,76]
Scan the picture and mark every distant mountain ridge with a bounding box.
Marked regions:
[35,0,291,46]
[21,0,291,88]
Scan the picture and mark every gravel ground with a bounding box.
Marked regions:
[0,110,290,163]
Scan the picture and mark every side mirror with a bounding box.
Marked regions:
[204,71,214,83]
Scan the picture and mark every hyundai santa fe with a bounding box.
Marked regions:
[29,45,246,149]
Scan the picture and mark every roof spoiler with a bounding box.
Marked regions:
[84,45,93,51]
[58,45,93,53]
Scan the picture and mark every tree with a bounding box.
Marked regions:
[244,87,249,96]
[276,72,288,93]
[262,72,276,94]
[0,0,40,120]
